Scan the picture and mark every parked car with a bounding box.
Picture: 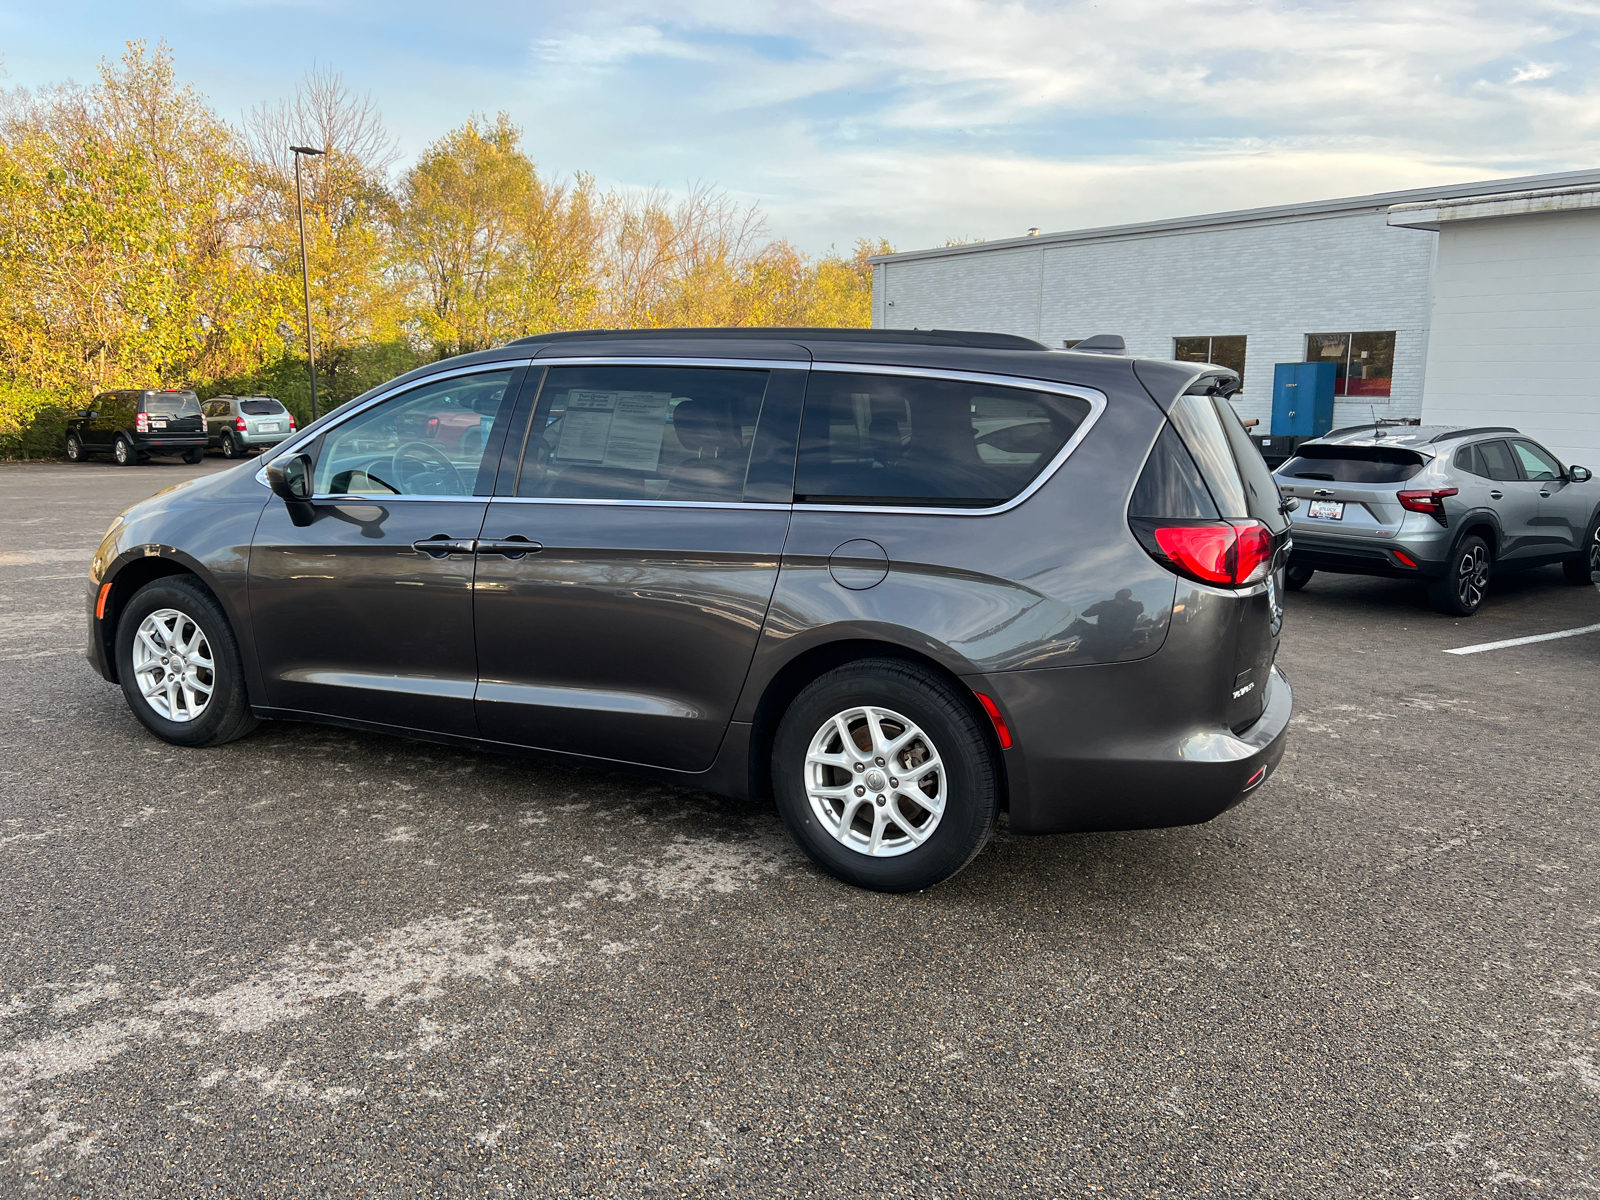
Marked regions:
[1274,424,1599,615]
[203,395,297,459]
[84,329,1293,892]
[65,389,207,466]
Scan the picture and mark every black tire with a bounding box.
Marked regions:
[112,435,137,467]
[1285,564,1314,591]
[772,659,999,892]
[1429,534,1492,616]
[182,447,204,465]
[114,576,259,747]
[64,432,88,462]
[1563,516,1599,585]
[220,433,240,459]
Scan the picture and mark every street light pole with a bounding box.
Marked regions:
[290,145,325,421]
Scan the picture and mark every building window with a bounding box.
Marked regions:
[1306,332,1395,397]
[1173,336,1247,388]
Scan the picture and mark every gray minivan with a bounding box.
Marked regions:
[84,329,1293,892]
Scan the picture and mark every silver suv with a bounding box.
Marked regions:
[1275,424,1599,615]
[202,395,297,459]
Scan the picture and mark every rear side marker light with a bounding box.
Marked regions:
[974,692,1013,749]
[1243,765,1267,790]
[1142,520,1273,587]
[96,582,112,620]
[1397,488,1457,526]
[1392,550,1418,569]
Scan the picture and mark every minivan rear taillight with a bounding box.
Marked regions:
[1137,519,1273,587]
[135,412,148,433]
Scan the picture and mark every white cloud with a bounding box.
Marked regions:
[510,0,1600,251]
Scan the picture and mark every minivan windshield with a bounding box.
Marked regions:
[1279,444,1426,484]
[240,399,286,415]
[143,391,201,417]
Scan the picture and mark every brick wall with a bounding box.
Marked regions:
[875,210,1437,429]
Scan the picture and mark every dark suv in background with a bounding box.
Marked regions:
[84,329,1293,892]
[65,389,207,466]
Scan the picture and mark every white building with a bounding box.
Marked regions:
[870,169,1600,467]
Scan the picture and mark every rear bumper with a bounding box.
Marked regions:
[1289,533,1448,579]
[135,436,207,451]
[977,662,1292,835]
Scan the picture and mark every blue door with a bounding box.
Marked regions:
[1271,363,1336,438]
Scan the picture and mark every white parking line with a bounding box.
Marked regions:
[1444,622,1600,656]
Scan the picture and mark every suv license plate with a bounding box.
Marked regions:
[1307,500,1345,520]
[258,422,282,433]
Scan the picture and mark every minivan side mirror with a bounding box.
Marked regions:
[1570,465,1592,482]
[264,453,316,526]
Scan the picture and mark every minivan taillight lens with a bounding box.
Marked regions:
[1397,487,1457,526]
[1141,520,1273,587]
[135,412,148,433]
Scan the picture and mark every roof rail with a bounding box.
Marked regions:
[1428,426,1518,442]
[500,327,1051,351]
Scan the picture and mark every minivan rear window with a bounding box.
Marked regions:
[1166,394,1288,532]
[1279,444,1426,484]
[240,399,285,415]
[142,391,201,417]
[794,372,1092,508]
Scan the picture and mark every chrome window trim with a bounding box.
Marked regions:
[534,355,809,371]
[256,355,1107,517]
[798,363,1107,517]
[487,497,792,512]
[253,359,535,486]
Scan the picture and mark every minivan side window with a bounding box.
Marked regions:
[515,365,770,502]
[794,372,1092,507]
[314,370,516,497]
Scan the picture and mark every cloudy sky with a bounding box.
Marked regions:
[3,0,1599,255]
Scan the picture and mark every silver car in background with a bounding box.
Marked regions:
[1274,424,1599,615]
[203,395,297,459]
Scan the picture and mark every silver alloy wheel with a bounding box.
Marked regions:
[1456,543,1490,609]
[114,437,131,465]
[65,434,82,461]
[1590,525,1600,575]
[804,705,946,858]
[131,608,215,722]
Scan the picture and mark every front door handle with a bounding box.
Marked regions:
[1539,490,1552,498]
[1490,490,1503,499]
[412,535,477,558]
[476,537,542,560]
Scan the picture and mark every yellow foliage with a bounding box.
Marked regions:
[0,44,890,453]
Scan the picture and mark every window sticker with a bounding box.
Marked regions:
[553,390,673,472]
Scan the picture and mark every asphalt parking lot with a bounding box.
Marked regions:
[2,457,1598,1198]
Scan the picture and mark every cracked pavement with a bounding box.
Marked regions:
[2,457,1598,1197]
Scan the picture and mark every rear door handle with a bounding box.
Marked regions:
[476,537,542,560]
[1489,490,1503,499]
[412,535,477,558]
